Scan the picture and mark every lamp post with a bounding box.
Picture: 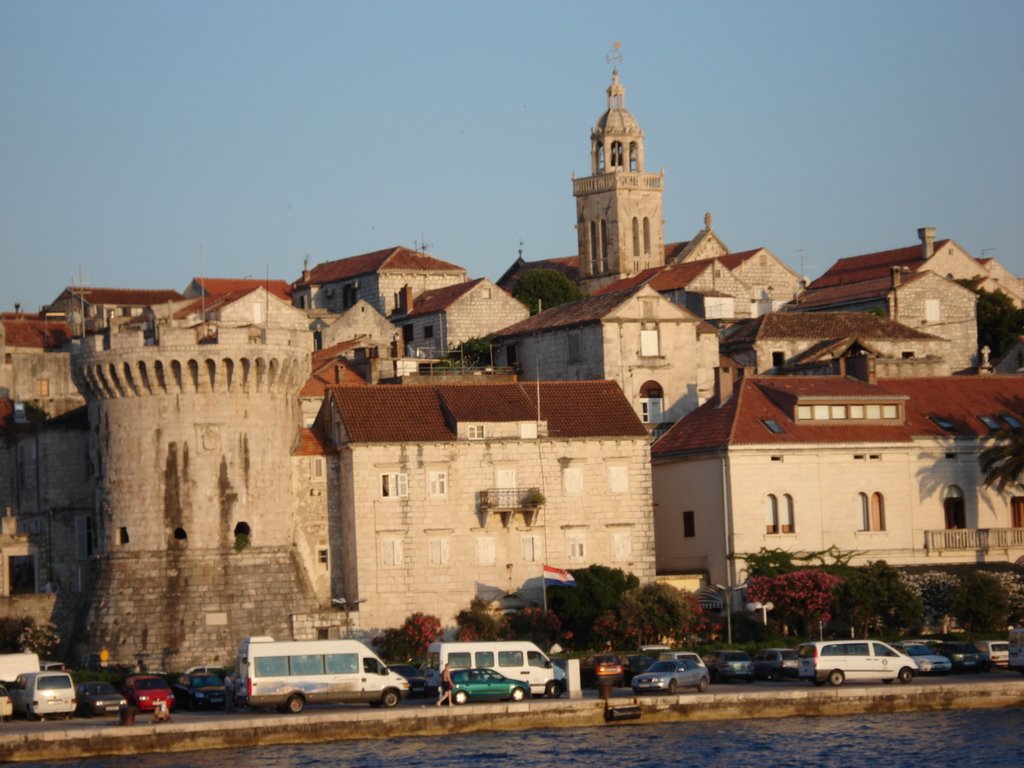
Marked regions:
[331,597,366,638]
[746,601,774,626]
[713,583,747,645]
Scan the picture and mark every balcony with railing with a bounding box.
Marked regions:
[478,487,544,528]
[924,527,1024,553]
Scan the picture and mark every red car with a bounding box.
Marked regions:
[122,675,175,712]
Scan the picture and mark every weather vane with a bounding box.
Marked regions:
[606,41,623,70]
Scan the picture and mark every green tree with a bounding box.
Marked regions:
[834,561,923,637]
[455,597,508,641]
[968,284,1024,358]
[512,269,586,315]
[0,617,32,653]
[505,607,561,649]
[546,565,639,650]
[950,571,1009,633]
[980,426,1024,493]
[618,582,706,648]
[445,335,496,369]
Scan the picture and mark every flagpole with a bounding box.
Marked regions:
[542,565,548,612]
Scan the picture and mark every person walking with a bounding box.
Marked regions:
[436,663,454,707]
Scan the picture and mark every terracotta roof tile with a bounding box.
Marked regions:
[292,427,337,456]
[1,315,73,349]
[294,247,464,288]
[593,260,717,295]
[328,380,646,443]
[809,241,951,289]
[402,278,482,318]
[172,287,266,319]
[53,287,184,306]
[493,290,636,336]
[722,311,938,348]
[194,277,292,302]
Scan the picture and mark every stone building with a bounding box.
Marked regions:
[574,70,665,294]
[317,380,656,631]
[47,287,184,336]
[391,278,529,358]
[720,311,952,377]
[651,374,1024,596]
[291,246,467,318]
[492,285,719,431]
[0,312,82,418]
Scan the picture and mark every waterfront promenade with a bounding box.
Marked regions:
[2,678,1023,764]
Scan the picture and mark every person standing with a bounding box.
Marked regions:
[436,663,454,707]
[224,673,234,712]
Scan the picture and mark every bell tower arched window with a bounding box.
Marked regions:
[600,220,609,272]
[632,218,640,258]
[597,142,605,172]
[629,143,639,171]
[610,141,623,170]
[643,217,651,255]
[590,221,600,274]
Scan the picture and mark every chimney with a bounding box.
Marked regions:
[400,285,414,314]
[714,366,735,405]
[891,266,902,289]
[918,227,935,260]
[302,256,311,283]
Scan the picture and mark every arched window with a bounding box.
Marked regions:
[632,218,640,258]
[643,218,651,255]
[596,142,605,172]
[765,494,779,534]
[600,220,609,272]
[639,381,663,424]
[782,494,795,533]
[858,492,870,531]
[611,141,623,169]
[870,492,886,531]
[629,142,639,171]
[944,485,965,529]
[590,221,600,273]
[234,522,251,552]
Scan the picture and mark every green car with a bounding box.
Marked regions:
[450,668,530,704]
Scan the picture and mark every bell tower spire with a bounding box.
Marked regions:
[573,48,664,293]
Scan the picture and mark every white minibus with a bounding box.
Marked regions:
[236,636,409,713]
[9,671,76,720]
[797,639,917,686]
[425,641,565,698]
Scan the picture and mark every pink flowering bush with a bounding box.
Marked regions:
[747,570,842,636]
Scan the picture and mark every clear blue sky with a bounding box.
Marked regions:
[2,0,1022,313]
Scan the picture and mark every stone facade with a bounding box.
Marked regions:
[0,314,82,418]
[320,381,655,634]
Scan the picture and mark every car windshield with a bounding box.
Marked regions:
[191,675,221,686]
[902,645,929,656]
[84,682,117,694]
[647,661,677,673]
[779,650,799,660]
[723,652,749,661]
[136,678,168,690]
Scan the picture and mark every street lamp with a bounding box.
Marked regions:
[746,601,774,626]
[331,597,366,637]
[713,583,747,645]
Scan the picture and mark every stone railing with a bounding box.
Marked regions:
[572,171,662,195]
[478,487,543,528]
[924,528,1024,552]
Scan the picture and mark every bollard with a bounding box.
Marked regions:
[118,705,136,726]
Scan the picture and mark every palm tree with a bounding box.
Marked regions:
[979,427,1024,492]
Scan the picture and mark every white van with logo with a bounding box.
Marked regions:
[425,641,565,698]
[797,640,917,686]
[9,671,77,719]
[236,636,409,713]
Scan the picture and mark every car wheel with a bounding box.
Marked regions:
[667,679,678,695]
[898,667,914,684]
[697,677,709,693]
[544,681,562,699]
[380,689,400,708]
[827,669,844,687]
[285,694,305,714]
[510,687,526,702]
[453,690,468,705]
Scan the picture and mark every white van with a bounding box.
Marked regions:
[797,640,917,686]
[236,636,409,713]
[9,671,76,720]
[425,641,565,698]
[1009,627,1024,674]
[0,652,40,683]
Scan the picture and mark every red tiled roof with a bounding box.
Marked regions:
[172,288,262,319]
[292,427,337,456]
[722,311,938,348]
[328,380,646,443]
[294,247,464,288]
[808,241,951,289]
[300,346,368,397]
[403,278,482,318]
[664,241,692,262]
[717,248,762,271]
[792,275,903,309]
[652,375,1024,457]
[593,260,717,295]
[193,277,292,302]
[493,290,636,336]
[52,287,184,306]
[1,315,73,349]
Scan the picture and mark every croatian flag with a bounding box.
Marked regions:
[543,564,577,587]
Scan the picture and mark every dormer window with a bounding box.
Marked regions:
[930,416,956,432]
[1003,414,1022,428]
[467,425,485,440]
[979,415,1001,430]
[763,419,785,434]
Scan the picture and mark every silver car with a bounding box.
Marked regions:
[893,642,952,674]
[631,658,709,695]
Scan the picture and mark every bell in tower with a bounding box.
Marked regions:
[573,66,665,293]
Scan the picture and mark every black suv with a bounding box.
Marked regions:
[934,641,989,672]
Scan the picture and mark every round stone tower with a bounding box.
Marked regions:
[71,290,319,670]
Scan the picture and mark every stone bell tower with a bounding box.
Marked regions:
[573,68,665,293]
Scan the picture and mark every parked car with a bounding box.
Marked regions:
[704,650,754,683]
[892,642,952,675]
[798,640,917,686]
[9,672,77,720]
[623,655,657,685]
[751,648,800,681]
[389,664,429,698]
[171,673,225,710]
[580,654,625,687]
[184,665,227,677]
[974,640,1009,669]
[75,681,127,717]
[934,642,988,673]
[658,651,707,669]
[39,660,67,672]
[449,668,530,704]
[631,658,710,695]
[0,684,11,721]
[122,675,176,712]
